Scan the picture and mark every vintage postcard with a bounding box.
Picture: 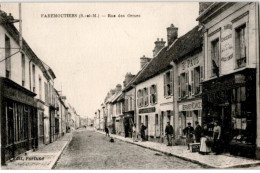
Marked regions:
[0,1,260,170]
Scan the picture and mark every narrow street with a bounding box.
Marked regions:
[54,128,203,169]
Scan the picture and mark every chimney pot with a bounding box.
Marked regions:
[167,24,178,46]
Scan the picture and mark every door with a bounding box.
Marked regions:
[222,105,231,152]
[145,115,148,140]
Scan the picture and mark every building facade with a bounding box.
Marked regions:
[197,2,259,158]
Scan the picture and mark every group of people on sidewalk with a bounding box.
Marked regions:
[105,120,224,155]
[163,121,224,155]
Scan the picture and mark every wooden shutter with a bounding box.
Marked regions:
[150,86,152,104]
[170,70,173,95]
[200,66,203,93]
[154,85,157,103]
[164,74,166,97]
[178,76,181,99]
[191,69,194,96]
[185,72,189,97]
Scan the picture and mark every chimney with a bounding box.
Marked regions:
[167,24,178,46]
[199,2,214,15]
[153,38,166,57]
[115,84,122,92]
[140,55,151,69]
[124,72,135,87]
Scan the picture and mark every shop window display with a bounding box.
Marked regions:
[231,86,255,144]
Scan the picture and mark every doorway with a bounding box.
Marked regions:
[145,115,148,140]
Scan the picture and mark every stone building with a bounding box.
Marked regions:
[197,2,259,158]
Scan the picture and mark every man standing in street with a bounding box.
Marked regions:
[140,123,147,142]
[183,122,194,150]
[194,121,202,143]
[165,122,174,146]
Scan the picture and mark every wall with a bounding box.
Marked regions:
[135,69,174,139]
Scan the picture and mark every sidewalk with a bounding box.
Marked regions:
[1,133,72,170]
[96,130,260,169]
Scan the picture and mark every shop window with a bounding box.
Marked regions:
[143,88,149,106]
[231,86,255,144]
[150,84,157,104]
[211,39,220,77]
[5,35,11,79]
[235,24,247,68]
[164,70,173,97]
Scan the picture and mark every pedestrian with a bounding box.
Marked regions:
[140,123,147,142]
[132,123,137,142]
[165,122,174,146]
[183,122,194,150]
[212,121,222,155]
[105,126,110,137]
[199,124,211,155]
[194,121,202,143]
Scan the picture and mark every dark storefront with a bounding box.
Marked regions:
[123,111,134,138]
[0,78,38,165]
[202,69,256,158]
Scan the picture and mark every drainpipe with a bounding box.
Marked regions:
[255,2,260,159]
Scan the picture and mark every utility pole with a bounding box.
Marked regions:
[19,3,22,50]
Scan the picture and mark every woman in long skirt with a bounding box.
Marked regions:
[200,125,211,154]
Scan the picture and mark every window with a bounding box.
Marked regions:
[32,64,36,92]
[5,35,11,78]
[130,97,132,110]
[44,82,48,104]
[164,70,173,97]
[180,72,189,98]
[211,39,219,77]
[235,24,247,68]
[143,88,149,106]
[137,89,143,107]
[39,77,42,100]
[231,86,255,144]
[150,84,157,104]
[155,114,159,125]
[194,66,201,95]
[21,54,25,86]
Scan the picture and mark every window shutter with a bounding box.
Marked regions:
[154,85,157,103]
[178,76,181,99]
[185,72,189,97]
[170,70,173,95]
[191,69,194,96]
[150,86,152,104]
[200,66,203,93]
[200,66,204,81]
[164,74,166,97]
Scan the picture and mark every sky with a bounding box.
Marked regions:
[1,2,199,119]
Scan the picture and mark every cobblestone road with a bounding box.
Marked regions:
[54,128,203,169]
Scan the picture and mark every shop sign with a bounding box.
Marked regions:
[181,56,200,70]
[179,100,202,111]
[139,107,156,114]
[221,24,233,62]
[3,86,35,106]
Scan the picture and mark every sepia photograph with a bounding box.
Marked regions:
[0,1,260,170]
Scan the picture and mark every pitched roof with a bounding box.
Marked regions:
[132,25,202,85]
[170,25,203,62]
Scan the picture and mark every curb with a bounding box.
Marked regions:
[50,134,73,169]
[95,130,260,169]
